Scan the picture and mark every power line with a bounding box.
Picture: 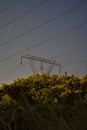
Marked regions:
[52,49,87,59]
[21,54,61,74]
[0,0,18,15]
[0,0,87,48]
[0,0,48,30]
[0,0,86,31]
[0,21,87,63]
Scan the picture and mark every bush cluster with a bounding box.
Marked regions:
[0,74,87,130]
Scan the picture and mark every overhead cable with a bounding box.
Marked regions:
[52,49,87,59]
[0,0,87,48]
[0,0,48,30]
[0,21,87,63]
[0,0,18,15]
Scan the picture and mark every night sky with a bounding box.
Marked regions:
[0,0,87,84]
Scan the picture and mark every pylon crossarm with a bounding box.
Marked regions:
[21,54,61,74]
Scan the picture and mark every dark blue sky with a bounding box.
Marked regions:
[0,0,87,84]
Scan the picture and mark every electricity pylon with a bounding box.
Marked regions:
[21,54,61,75]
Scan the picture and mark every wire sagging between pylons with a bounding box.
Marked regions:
[0,21,87,63]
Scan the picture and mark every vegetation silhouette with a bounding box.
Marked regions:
[0,74,87,130]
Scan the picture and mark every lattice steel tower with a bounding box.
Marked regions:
[21,54,61,75]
